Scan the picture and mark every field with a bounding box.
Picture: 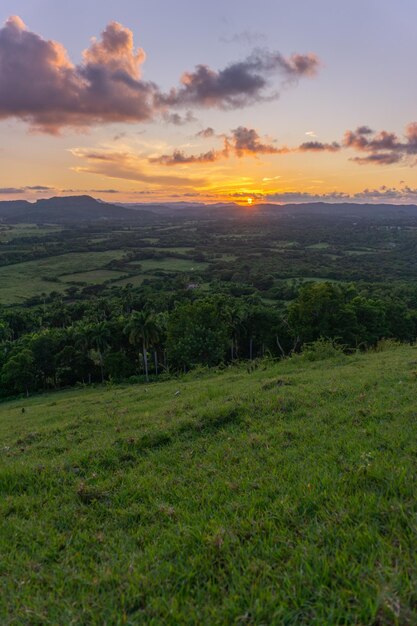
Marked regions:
[1,344,417,624]
[128,258,208,273]
[0,250,207,304]
[2,209,417,305]
[0,225,63,243]
[0,251,127,304]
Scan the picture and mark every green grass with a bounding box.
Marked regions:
[1,345,417,624]
[0,250,127,303]
[0,224,63,242]
[61,269,128,285]
[128,258,208,273]
[306,243,330,250]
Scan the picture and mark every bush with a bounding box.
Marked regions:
[298,338,346,362]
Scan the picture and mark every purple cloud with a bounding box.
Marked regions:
[151,126,288,165]
[343,123,417,165]
[0,17,321,133]
[298,141,341,153]
[161,49,320,110]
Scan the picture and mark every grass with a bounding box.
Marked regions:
[1,345,417,624]
[127,258,208,273]
[61,269,128,285]
[0,246,206,303]
[0,250,127,303]
[306,243,330,250]
[0,225,63,242]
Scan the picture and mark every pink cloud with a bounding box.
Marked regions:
[0,17,321,134]
[0,17,157,133]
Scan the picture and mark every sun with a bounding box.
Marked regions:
[247,197,253,205]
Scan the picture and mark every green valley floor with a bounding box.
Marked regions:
[1,345,417,624]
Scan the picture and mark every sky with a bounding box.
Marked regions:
[1,0,417,205]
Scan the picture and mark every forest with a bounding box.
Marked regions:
[2,203,417,397]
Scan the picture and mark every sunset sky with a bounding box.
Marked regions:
[1,0,417,204]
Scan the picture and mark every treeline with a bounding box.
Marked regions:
[1,282,416,398]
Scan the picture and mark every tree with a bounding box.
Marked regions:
[88,322,113,382]
[75,321,112,383]
[124,311,160,382]
[288,283,359,347]
[1,349,36,397]
[167,299,229,371]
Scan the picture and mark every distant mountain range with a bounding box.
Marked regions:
[120,200,417,220]
[1,195,417,224]
[0,195,155,224]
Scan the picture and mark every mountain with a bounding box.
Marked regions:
[119,200,417,220]
[0,195,156,224]
[117,201,240,217]
[3,196,417,224]
[256,202,417,219]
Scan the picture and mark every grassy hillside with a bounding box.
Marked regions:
[1,345,417,624]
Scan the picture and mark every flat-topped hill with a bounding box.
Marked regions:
[0,195,155,224]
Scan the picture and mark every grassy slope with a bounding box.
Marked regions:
[1,346,417,625]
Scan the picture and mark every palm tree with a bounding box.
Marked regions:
[90,322,112,382]
[75,321,111,383]
[124,311,160,382]
[226,305,246,361]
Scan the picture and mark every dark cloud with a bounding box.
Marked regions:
[227,126,284,156]
[196,127,215,138]
[163,111,197,125]
[351,153,402,166]
[356,125,373,135]
[257,185,417,204]
[161,48,320,110]
[0,16,321,133]
[151,126,288,166]
[26,185,53,191]
[0,187,26,194]
[219,31,265,46]
[149,149,218,166]
[0,185,54,194]
[62,188,120,194]
[298,141,341,153]
[0,16,158,133]
[343,123,417,165]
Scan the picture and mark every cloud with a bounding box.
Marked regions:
[351,153,402,165]
[0,17,321,133]
[71,148,207,187]
[298,141,341,153]
[162,111,197,125]
[227,126,285,156]
[219,31,266,46]
[161,48,320,110]
[152,126,288,165]
[243,185,417,204]
[0,185,54,194]
[343,123,417,165]
[26,185,53,191]
[196,127,215,138]
[62,188,120,194]
[0,16,159,133]
[149,149,218,165]
[0,187,27,194]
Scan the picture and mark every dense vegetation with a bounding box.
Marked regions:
[2,206,417,398]
[1,343,417,624]
[2,201,417,623]
[1,280,417,398]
